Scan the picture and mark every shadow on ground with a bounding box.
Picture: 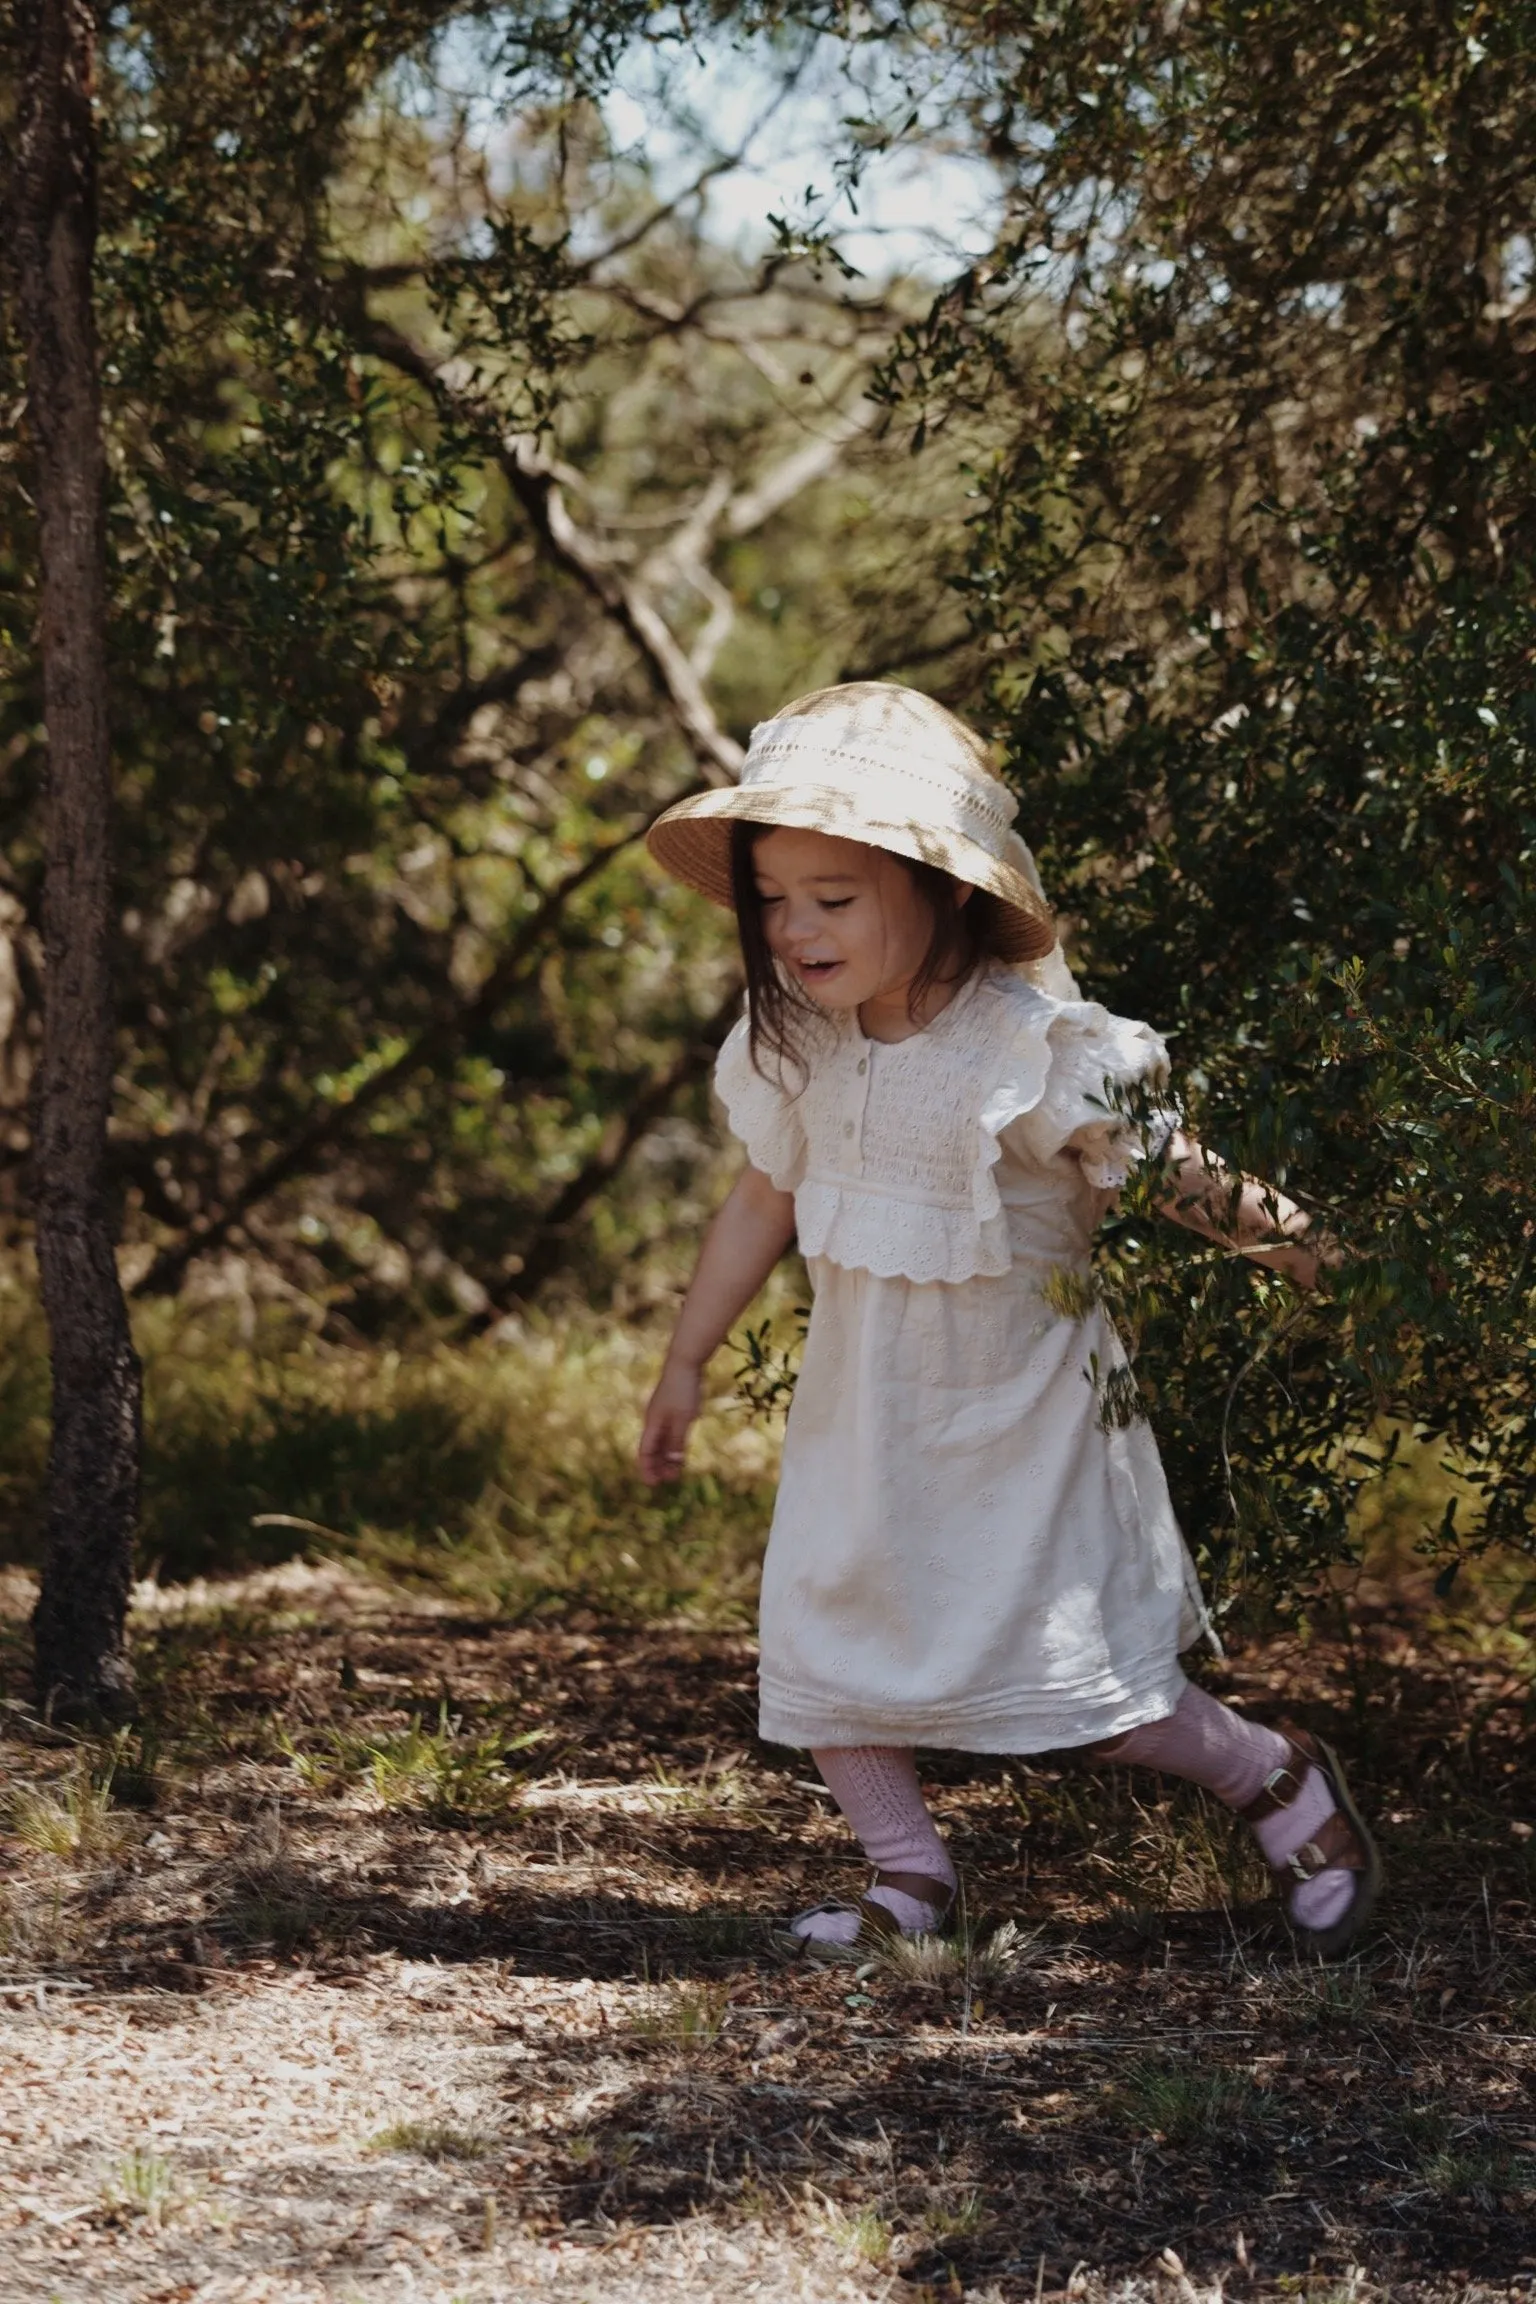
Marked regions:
[2,1571,1534,2299]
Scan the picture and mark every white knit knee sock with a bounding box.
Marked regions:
[793,1746,957,1946]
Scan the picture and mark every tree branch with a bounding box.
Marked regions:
[635,405,878,681]
[348,300,744,786]
[399,640,563,776]
[129,276,880,1303]
[570,151,744,276]
[479,978,742,1309]
[571,55,813,281]
[502,433,742,784]
[128,825,651,1299]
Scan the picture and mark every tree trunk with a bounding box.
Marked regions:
[15,0,142,1720]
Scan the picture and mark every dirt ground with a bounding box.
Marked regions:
[2,1560,1535,2304]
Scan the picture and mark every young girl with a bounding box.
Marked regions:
[639,681,1378,1960]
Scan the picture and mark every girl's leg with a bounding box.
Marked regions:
[1099,1679,1355,1932]
[791,1746,958,1946]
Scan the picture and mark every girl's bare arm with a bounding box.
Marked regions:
[638,1163,798,1484]
[1153,1128,1335,1288]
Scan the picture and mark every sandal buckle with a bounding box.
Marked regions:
[1263,1761,1306,1809]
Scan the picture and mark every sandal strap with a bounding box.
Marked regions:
[1239,1725,1372,1880]
[872,1869,955,1917]
[788,1871,956,1952]
[787,1873,953,1949]
[854,1896,904,1943]
[858,1871,955,1941]
[1273,1804,1370,1882]
[1237,1725,1320,1823]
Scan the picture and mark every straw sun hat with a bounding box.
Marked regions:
[645,682,1059,965]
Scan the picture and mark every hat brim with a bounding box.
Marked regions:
[646,783,1059,964]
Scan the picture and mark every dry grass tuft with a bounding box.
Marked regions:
[645,1759,765,1819]
[218,1857,338,1957]
[0,1877,84,1964]
[368,2119,492,2162]
[628,1976,732,2047]
[101,2145,178,2227]
[1089,1784,1267,1926]
[285,1705,543,1821]
[677,1908,765,1957]
[880,1914,1043,1990]
[1286,1959,1377,2026]
[8,1766,130,1861]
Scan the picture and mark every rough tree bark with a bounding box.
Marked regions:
[15,0,142,1719]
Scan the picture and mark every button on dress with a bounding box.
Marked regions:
[714,964,1210,1754]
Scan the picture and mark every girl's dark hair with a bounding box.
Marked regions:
[730,818,1013,1078]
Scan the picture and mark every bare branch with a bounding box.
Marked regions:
[132,268,884,1304]
[572,47,815,281]
[635,406,878,682]
[570,151,743,277]
[349,298,744,786]
[723,405,877,536]
[504,433,743,784]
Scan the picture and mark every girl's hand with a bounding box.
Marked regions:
[638,1358,703,1486]
[1156,1133,1345,1290]
[1246,1229,1345,1290]
[636,1161,796,1486]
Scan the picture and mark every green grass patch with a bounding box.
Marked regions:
[1394,2104,1536,2203]
[368,2120,492,2162]
[815,2202,893,2264]
[283,1704,544,1822]
[924,2189,987,2241]
[103,2145,178,2224]
[0,1292,778,1623]
[1117,2058,1277,2143]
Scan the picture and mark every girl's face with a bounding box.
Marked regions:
[750,826,964,1033]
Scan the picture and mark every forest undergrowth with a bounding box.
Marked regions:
[2,1336,1536,2301]
[0,1285,782,1619]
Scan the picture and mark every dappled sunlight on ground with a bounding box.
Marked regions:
[2,1562,1534,2301]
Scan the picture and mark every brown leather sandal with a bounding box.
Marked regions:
[1239,1725,1382,1959]
[778,1868,956,1963]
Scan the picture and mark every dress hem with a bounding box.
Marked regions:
[759,1660,1190,1756]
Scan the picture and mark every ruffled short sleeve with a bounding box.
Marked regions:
[1003,1001,1178,1192]
[713,1013,808,1192]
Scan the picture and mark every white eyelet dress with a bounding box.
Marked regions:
[715,964,1212,1754]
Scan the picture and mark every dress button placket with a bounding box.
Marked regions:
[844,1040,872,1173]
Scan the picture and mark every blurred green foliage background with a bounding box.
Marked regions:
[2,2,1535,1624]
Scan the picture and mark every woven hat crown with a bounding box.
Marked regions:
[742,683,1020,861]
